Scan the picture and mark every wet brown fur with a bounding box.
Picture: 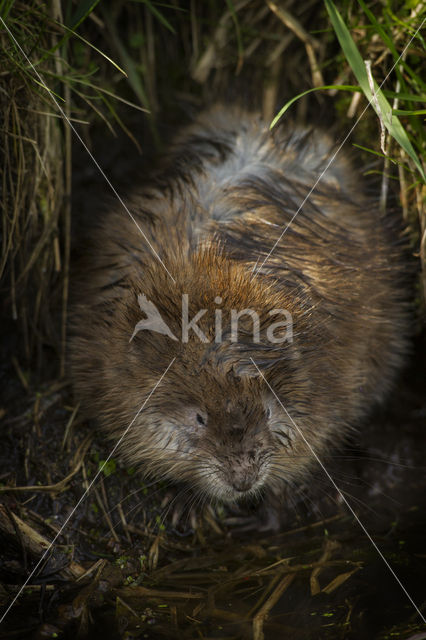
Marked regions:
[70,105,410,504]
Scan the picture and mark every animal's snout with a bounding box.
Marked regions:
[228,457,259,492]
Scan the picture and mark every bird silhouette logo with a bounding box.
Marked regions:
[130,294,178,342]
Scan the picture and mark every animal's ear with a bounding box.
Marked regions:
[232,360,261,378]
[200,338,301,379]
[227,340,302,378]
[210,344,262,379]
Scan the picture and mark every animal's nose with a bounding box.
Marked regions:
[232,476,254,492]
[229,461,258,492]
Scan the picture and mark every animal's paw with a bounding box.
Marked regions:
[158,489,225,535]
[158,489,198,533]
[223,501,282,533]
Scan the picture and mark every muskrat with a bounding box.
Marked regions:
[70,105,410,506]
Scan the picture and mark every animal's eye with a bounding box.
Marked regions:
[196,413,206,426]
[266,407,272,420]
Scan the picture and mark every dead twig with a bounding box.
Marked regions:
[252,573,295,640]
[265,0,324,87]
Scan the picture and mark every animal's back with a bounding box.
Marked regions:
[79,104,409,400]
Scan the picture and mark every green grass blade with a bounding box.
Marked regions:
[0,0,15,20]
[57,22,127,76]
[383,91,426,103]
[352,143,390,159]
[131,0,176,34]
[68,0,101,31]
[392,109,426,116]
[110,26,150,110]
[324,0,425,182]
[270,85,360,128]
[38,1,102,64]
[352,143,416,175]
